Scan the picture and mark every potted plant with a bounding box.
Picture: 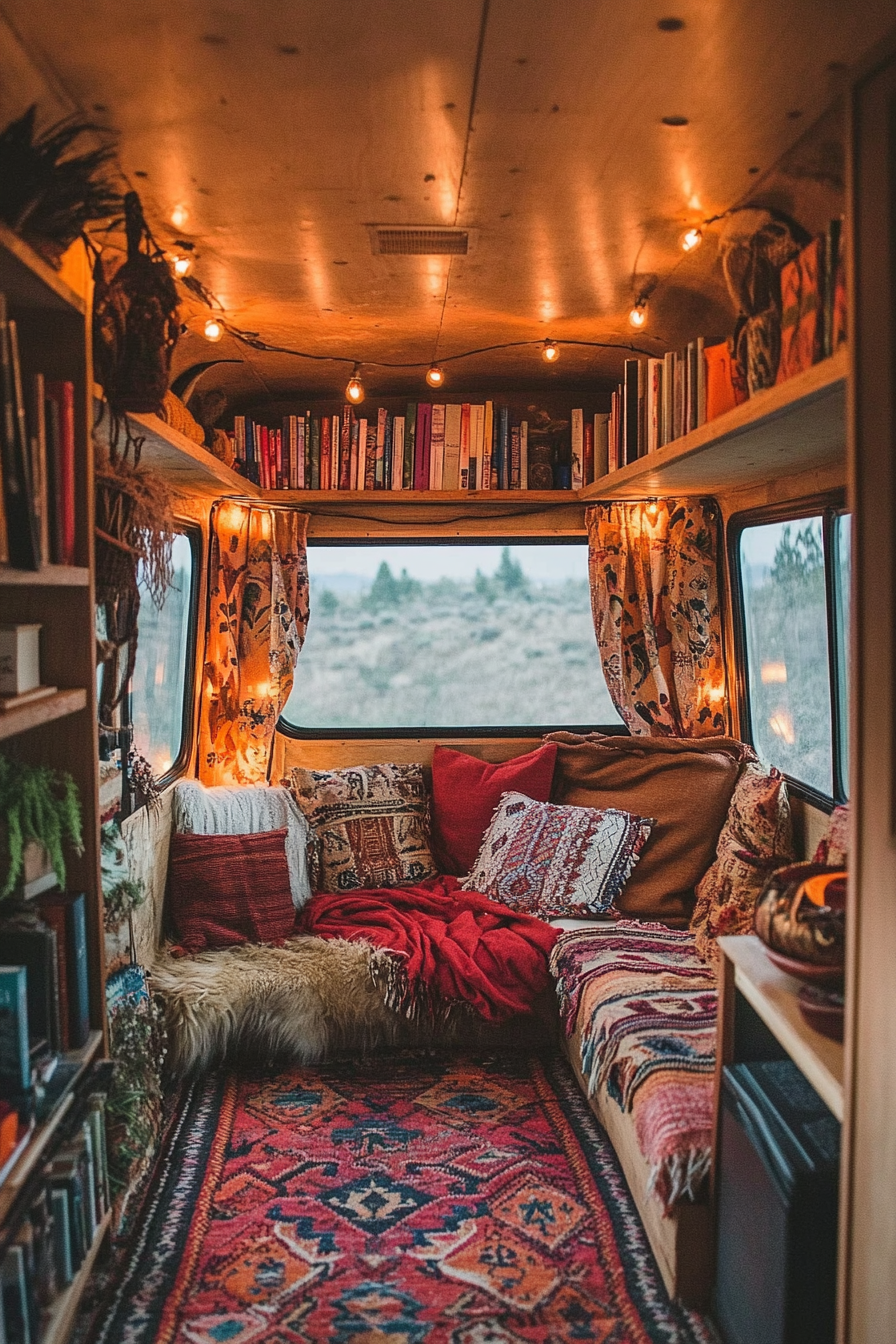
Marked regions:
[0,753,82,899]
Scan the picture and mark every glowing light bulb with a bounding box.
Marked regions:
[628,301,648,330]
[542,339,560,363]
[171,253,192,277]
[170,204,190,229]
[346,365,364,403]
[203,318,223,342]
[681,226,703,252]
[426,364,445,388]
[645,499,659,519]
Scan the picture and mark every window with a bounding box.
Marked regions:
[733,504,850,800]
[130,529,198,781]
[280,541,622,734]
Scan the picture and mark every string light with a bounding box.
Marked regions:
[203,318,223,342]
[170,204,190,229]
[681,227,703,252]
[628,300,649,330]
[171,253,193,277]
[425,364,445,388]
[346,364,364,403]
[646,498,659,519]
[541,339,560,363]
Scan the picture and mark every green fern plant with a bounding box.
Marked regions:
[0,753,83,899]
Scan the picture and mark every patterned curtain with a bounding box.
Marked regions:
[199,503,310,786]
[586,498,727,737]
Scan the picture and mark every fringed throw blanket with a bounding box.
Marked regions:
[551,923,717,1214]
[297,875,558,1023]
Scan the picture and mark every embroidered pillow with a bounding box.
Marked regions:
[690,762,794,966]
[284,762,437,893]
[168,829,296,954]
[462,791,653,919]
[430,742,558,876]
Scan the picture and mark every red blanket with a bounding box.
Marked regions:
[296,876,558,1023]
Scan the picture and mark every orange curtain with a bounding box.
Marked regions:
[586,498,727,737]
[199,503,310,786]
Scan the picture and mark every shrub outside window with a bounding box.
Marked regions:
[734,505,849,801]
[130,529,198,781]
[279,541,622,735]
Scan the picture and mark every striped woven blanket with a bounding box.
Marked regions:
[550,922,717,1214]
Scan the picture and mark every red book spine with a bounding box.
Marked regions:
[331,415,340,489]
[420,403,432,491]
[320,416,331,490]
[45,381,75,565]
[339,407,352,490]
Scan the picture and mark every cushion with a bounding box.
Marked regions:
[462,791,653,920]
[690,762,794,966]
[172,780,312,910]
[168,829,296,954]
[812,804,849,867]
[430,743,558,876]
[284,763,437,892]
[546,731,752,925]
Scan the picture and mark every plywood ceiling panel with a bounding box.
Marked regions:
[0,0,892,404]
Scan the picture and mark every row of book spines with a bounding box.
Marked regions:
[0,294,76,570]
[0,895,91,1100]
[1,1092,110,1339]
[233,405,599,493]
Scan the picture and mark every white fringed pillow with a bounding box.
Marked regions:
[462,791,653,919]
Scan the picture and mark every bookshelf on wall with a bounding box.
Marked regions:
[125,348,849,509]
[0,225,108,1326]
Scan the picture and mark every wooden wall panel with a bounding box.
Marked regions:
[274,735,543,778]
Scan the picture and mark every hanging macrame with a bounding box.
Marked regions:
[92,190,180,415]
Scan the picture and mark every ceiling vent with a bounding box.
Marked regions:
[368,226,470,256]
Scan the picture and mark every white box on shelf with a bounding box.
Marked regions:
[0,623,41,695]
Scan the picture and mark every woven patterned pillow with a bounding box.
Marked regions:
[462,791,653,919]
[284,763,437,893]
[690,761,794,966]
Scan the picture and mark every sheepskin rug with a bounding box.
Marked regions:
[151,936,558,1077]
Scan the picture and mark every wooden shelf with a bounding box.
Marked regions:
[41,1208,112,1344]
[581,348,848,500]
[0,1032,103,1226]
[260,488,580,506]
[0,223,86,316]
[0,688,87,741]
[94,398,255,498]
[0,565,90,588]
[718,934,844,1121]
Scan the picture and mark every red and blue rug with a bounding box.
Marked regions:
[89,1053,716,1343]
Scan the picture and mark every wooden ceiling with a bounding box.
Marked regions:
[0,0,891,407]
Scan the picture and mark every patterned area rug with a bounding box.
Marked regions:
[88,1053,716,1344]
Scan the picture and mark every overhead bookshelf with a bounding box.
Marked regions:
[0,564,90,587]
[581,348,848,501]
[94,397,254,498]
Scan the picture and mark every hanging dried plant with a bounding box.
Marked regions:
[0,105,122,264]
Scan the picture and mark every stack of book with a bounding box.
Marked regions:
[0,292,77,570]
[231,401,604,493]
[1,1079,110,1341]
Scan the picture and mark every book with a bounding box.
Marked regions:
[320,416,331,491]
[498,405,509,489]
[310,416,320,489]
[696,336,706,427]
[0,966,29,1095]
[429,404,445,490]
[330,414,340,488]
[570,408,584,489]
[49,1187,73,1286]
[413,404,427,490]
[646,359,663,453]
[403,403,415,489]
[662,350,675,445]
[509,423,521,489]
[443,404,461,490]
[623,359,641,465]
[419,403,432,491]
[355,417,367,491]
[482,402,493,490]
[470,403,484,491]
[391,417,405,491]
[2,302,40,569]
[0,923,61,1056]
[339,407,352,490]
[34,892,89,1050]
[594,412,609,478]
[1,1243,31,1344]
[520,419,529,489]
[382,412,393,490]
[364,424,376,489]
[459,404,471,490]
[582,418,593,485]
[674,351,685,440]
[28,374,48,564]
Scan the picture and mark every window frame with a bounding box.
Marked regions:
[277,534,628,741]
[128,521,202,789]
[727,491,848,808]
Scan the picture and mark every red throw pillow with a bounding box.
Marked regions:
[430,743,558,876]
[168,829,296,953]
